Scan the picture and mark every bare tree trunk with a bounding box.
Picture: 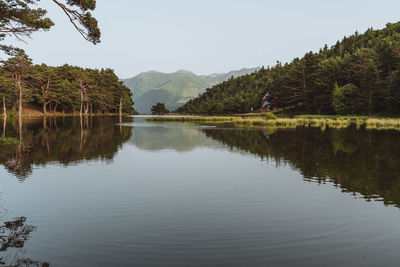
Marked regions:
[119,97,123,117]
[3,97,6,118]
[43,103,47,114]
[2,108,5,138]
[84,102,89,115]
[80,82,84,118]
[80,115,83,152]
[19,111,22,144]
[43,116,47,129]
[17,76,23,122]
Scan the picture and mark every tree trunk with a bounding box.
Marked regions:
[17,76,23,122]
[2,97,6,137]
[43,102,48,114]
[2,115,6,138]
[19,110,22,144]
[80,82,84,117]
[119,97,123,117]
[3,97,6,118]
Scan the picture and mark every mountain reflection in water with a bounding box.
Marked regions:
[1,116,400,208]
[1,117,400,266]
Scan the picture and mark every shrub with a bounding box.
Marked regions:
[265,112,278,120]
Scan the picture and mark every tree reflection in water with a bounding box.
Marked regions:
[0,116,133,181]
[0,216,49,266]
[202,126,400,207]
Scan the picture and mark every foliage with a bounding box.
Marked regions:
[332,83,361,114]
[7,107,16,120]
[0,137,18,146]
[0,0,100,53]
[0,58,137,114]
[265,112,278,120]
[151,102,169,115]
[178,22,400,116]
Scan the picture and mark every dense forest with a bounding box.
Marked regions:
[178,22,400,115]
[0,51,136,115]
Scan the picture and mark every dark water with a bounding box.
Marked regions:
[0,116,400,266]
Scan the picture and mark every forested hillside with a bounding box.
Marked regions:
[123,68,258,114]
[0,51,136,115]
[178,22,400,115]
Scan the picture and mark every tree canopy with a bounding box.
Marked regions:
[0,0,100,53]
[0,53,137,115]
[151,102,169,115]
[178,22,400,116]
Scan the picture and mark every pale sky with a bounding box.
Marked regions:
[4,0,400,78]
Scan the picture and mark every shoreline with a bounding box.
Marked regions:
[0,113,135,118]
[146,115,400,131]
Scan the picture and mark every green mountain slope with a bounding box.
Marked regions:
[122,68,258,114]
[178,22,400,115]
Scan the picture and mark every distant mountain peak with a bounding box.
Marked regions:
[122,67,259,114]
[175,69,194,74]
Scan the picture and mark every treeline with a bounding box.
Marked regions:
[0,51,136,115]
[178,22,400,115]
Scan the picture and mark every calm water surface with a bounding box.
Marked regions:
[0,116,400,266]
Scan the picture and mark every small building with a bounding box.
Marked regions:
[260,93,271,111]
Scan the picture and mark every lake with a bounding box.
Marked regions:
[0,116,400,266]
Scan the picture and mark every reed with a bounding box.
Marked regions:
[365,118,400,130]
[146,116,400,131]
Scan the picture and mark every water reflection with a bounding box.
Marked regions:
[2,116,400,209]
[0,117,133,181]
[0,217,36,252]
[0,215,49,266]
[126,119,400,208]
[202,126,400,207]
[1,118,400,266]
[129,122,220,152]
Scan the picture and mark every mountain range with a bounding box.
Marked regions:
[122,68,259,114]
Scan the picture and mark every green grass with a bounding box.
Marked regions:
[0,137,19,146]
[146,115,400,131]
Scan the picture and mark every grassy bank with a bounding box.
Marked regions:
[146,115,400,131]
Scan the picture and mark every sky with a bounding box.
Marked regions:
[4,0,400,78]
